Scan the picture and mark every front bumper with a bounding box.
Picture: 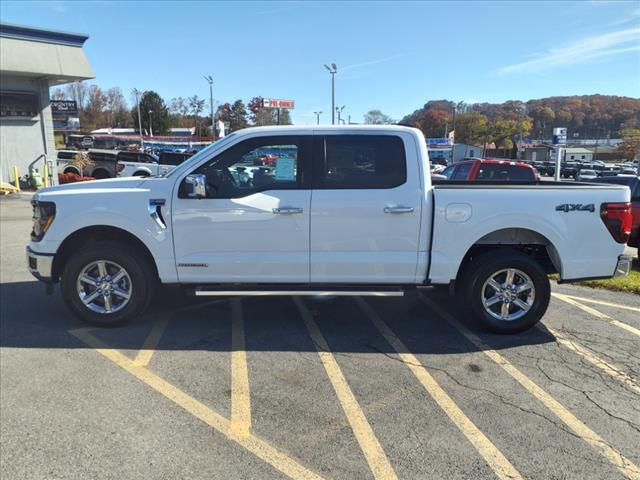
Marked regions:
[26,247,55,283]
[613,255,632,278]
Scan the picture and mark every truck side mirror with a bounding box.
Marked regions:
[184,174,206,198]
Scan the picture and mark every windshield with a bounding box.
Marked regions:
[161,132,239,178]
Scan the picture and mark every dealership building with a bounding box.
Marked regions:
[0,23,94,187]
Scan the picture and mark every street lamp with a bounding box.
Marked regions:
[148,109,153,137]
[204,75,214,139]
[313,111,322,125]
[323,63,337,124]
[336,105,345,124]
[133,88,143,147]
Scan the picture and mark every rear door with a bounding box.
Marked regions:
[310,132,423,283]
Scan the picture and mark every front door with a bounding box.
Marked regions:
[310,133,424,283]
[172,135,312,283]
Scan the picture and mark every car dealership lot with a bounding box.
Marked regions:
[1,193,639,480]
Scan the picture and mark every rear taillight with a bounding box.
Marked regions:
[116,162,124,173]
[600,202,632,243]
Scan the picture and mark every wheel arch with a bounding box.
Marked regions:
[454,227,562,288]
[52,225,160,283]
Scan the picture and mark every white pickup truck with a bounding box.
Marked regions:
[27,126,633,333]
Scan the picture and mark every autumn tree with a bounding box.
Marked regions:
[616,128,640,161]
[248,96,276,126]
[104,87,129,127]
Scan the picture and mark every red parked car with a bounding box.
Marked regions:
[441,158,538,182]
[589,175,640,259]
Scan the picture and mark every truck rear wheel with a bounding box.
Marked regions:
[460,251,550,334]
[60,241,153,326]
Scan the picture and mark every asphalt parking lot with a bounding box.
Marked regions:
[1,193,639,480]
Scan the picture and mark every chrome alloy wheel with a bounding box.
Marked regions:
[76,260,132,314]
[481,268,535,322]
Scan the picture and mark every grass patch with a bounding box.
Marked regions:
[551,259,640,295]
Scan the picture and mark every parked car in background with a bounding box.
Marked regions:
[57,149,117,179]
[589,175,639,258]
[116,150,194,177]
[442,158,537,182]
[576,169,599,181]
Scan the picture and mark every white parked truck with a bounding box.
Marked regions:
[27,126,633,333]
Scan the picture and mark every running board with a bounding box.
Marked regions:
[193,286,405,297]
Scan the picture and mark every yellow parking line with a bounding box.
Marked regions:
[557,294,640,313]
[355,298,522,480]
[420,296,640,480]
[293,298,398,480]
[133,315,171,366]
[69,327,324,480]
[545,326,640,395]
[229,299,251,438]
[552,293,640,338]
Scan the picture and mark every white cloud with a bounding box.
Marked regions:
[496,27,640,75]
[341,53,409,72]
[46,1,67,12]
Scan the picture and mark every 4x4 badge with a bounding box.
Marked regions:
[555,203,595,213]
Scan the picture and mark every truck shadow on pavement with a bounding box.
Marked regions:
[0,280,556,355]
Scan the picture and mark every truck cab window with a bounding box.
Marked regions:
[190,136,304,198]
[318,135,406,189]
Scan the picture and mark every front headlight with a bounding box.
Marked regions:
[31,200,56,241]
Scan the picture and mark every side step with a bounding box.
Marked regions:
[192,285,405,297]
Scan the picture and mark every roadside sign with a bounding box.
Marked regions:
[262,98,295,109]
[552,127,567,145]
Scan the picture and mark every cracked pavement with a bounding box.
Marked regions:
[2,193,639,480]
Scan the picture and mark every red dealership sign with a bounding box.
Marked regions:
[262,98,295,109]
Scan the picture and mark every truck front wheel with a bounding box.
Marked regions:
[460,251,550,334]
[60,241,153,326]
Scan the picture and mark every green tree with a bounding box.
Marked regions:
[363,109,395,125]
[132,90,169,135]
[454,111,488,145]
[278,108,292,125]
[217,99,250,131]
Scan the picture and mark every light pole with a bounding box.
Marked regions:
[324,63,337,124]
[204,75,214,139]
[148,109,153,137]
[336,105,345,124]
[313,111,322,125]
[133,88,143,147]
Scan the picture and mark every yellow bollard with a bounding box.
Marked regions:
[12,165,20,191]
[43,163,49,188]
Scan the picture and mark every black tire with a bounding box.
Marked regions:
[60,241,154,327]
[133,171,150,177]
[92,169,110,179]
[459,250,550,334]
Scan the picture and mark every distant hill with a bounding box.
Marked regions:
[401,95,640,143]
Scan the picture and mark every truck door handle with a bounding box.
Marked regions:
[384,206,414,214]
[273,207,303,215]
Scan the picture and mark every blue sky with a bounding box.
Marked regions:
[2,1,639,124]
